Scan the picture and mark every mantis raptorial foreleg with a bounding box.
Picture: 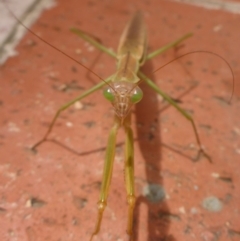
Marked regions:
[124,116,135,236]
[89,115,120,241]
[90,114,136,240]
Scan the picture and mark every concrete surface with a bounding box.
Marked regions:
[0,0,240,241]
[0,0,55,64]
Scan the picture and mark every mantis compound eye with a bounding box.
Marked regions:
[130,86,143,104]
[103,87,115,102]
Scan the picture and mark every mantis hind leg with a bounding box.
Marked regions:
[146,33,192,60]
[31,78,112,151]
[71,28,117,59]
[138,71,211,162]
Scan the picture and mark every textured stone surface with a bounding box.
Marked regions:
[0,0,239,241]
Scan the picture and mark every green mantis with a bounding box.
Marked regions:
[29,12,211,241]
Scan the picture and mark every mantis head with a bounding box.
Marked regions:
[103,81,143,119]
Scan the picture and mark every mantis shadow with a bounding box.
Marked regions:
[133,60,176,241]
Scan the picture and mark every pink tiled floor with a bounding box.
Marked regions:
[0,0,240,241]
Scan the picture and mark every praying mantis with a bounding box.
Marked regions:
[2,1,236,241]
[31,12,212,241]
[25,10,211,241]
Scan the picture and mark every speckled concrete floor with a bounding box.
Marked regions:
[0,0,240,241]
